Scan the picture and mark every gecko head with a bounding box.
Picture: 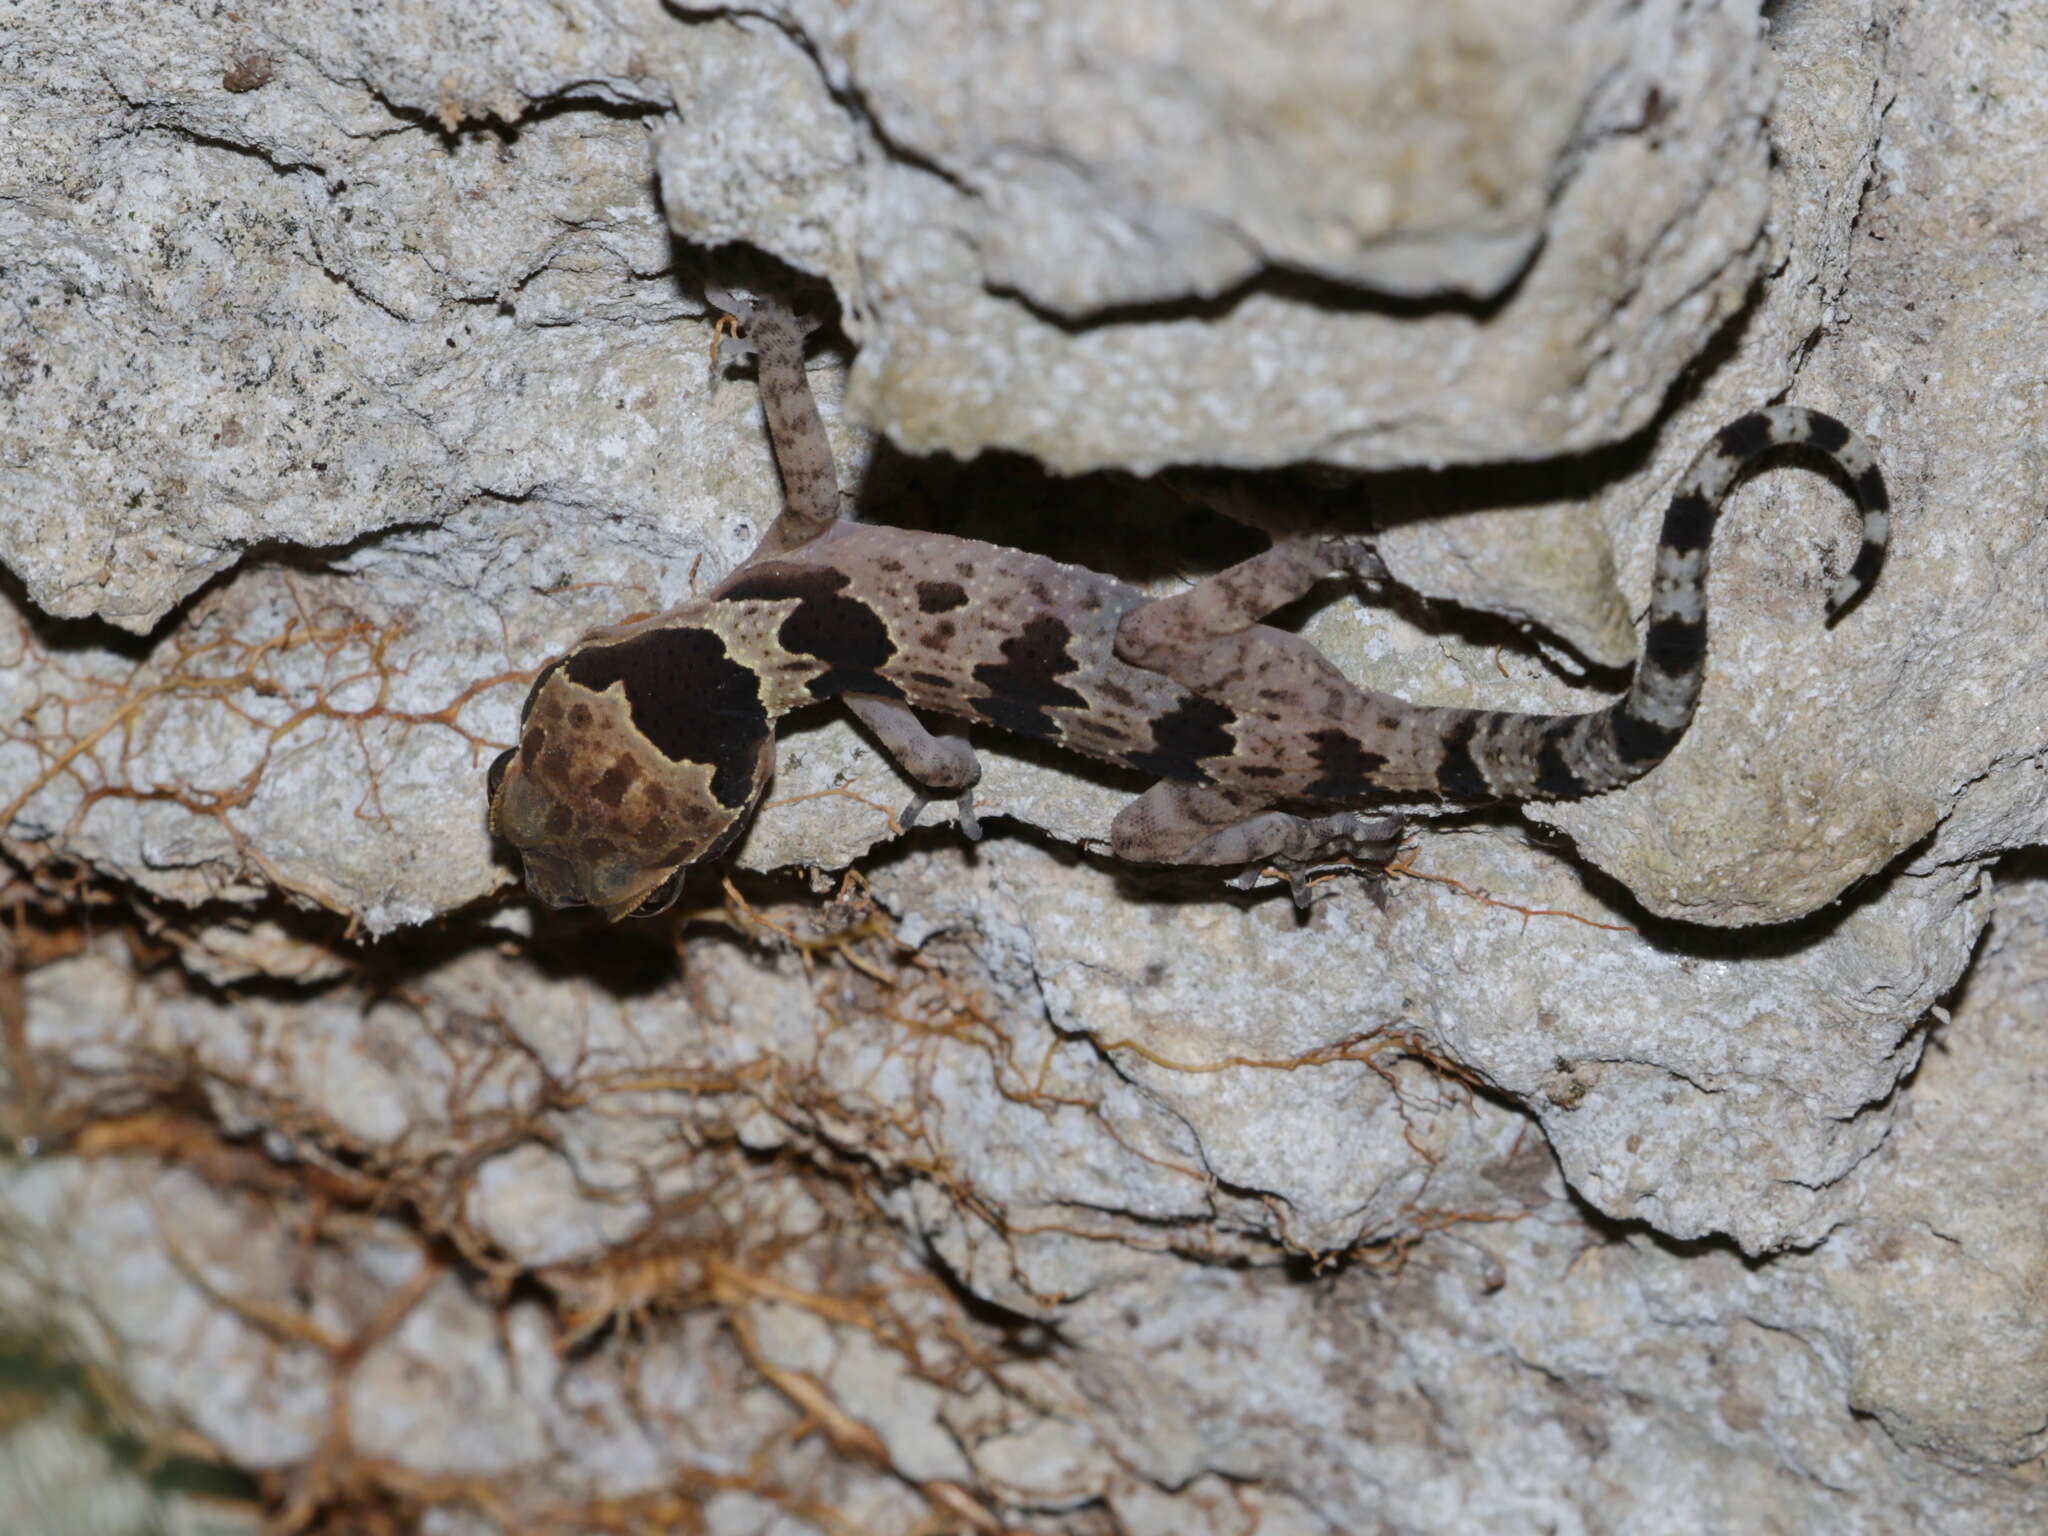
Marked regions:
[486,624,775,920]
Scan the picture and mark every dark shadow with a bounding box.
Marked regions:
[0,1332,262,1504]
[1558,815,1941,964]
[0,562,155,662]
[0,518,461,664]
[994,242,1540,334]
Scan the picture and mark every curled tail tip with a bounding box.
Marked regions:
[1710,402,1890,623]
[1825,522,1889,623]
[1825,575,1862,624]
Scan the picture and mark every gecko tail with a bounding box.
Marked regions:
[1602,405,1890,775]
[1453,404,1890,802]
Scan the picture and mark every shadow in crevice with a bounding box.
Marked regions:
[0,561,156,663]
[0,517,459,667]
[0,1330,262,1506]
[991,246,1538,336]
[813,270,1792,684]
[350,75,669,155]
[1518,813,1945,966]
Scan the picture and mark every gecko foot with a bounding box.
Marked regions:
[902,787,983,843]
[1232,812,1406,909]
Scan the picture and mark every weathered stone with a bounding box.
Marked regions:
[6,0,2048,1531]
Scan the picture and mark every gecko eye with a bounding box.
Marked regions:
[629,866,689,919]
[485,746,517,803]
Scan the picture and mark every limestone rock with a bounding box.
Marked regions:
[5,0,2048,1532]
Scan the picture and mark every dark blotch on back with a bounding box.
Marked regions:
[1435,715,1493,799]
[1532,727,1586,798]
[564,627,766,808]
[970,615,1087,741]
[1303,727,1391,802]
[720,561,900,699]
[916,580,968,614]
[1125,695,1238,782]
[591,756,639,808]
[520,659,565,721]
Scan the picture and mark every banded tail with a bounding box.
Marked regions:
[1437,405,1890,801]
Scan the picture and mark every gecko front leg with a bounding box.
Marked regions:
[1114,532,1375,694]
[843,694,983,839]
[711,293,986,841]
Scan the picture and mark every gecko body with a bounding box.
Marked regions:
[488,295,1889,919]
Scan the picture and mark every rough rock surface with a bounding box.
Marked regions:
[5,0,2048,1532]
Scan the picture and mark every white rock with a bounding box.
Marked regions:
[6,0,2048,1531]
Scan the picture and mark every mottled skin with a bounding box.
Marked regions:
[488,293,1891,919]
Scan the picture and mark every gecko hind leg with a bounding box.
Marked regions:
[843,694,983,840]
[1110,781,1404,907]
[1168,470,1391,580]
[1115,532,1380,697]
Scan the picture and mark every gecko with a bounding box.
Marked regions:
[487,291,1890,921]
